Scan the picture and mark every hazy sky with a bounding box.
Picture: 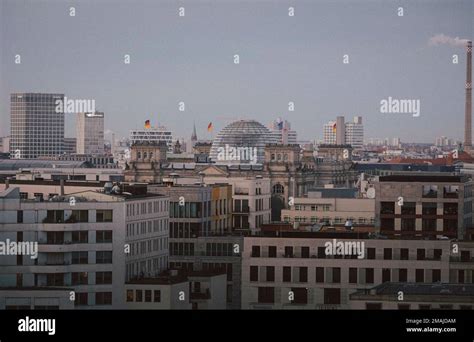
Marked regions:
[1,0,473,143]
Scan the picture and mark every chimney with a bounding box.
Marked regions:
[465,41,472,150]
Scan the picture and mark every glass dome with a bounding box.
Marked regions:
[210,120,278,165]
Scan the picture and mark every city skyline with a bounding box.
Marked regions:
[1,0,473,143]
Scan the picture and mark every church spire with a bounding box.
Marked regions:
[191,121,197,142]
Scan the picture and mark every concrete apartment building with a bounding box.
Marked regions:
[373,174,474,239]
[0,183,169,309]
[241,232,474,309]
[76,112,105,155]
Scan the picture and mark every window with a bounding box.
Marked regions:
[366,303,382,310]
[324,288,341,305]
[401,202,416,215]
[443,185,459,198]
[154,290,161,302]
[258,287,274,304]
[400,248,409,260]
[250,266,258,282]
[434,249,442,261]
[417,249,425,261]
[251,246,260,257]
[96,251,112,264]
[459,270,465,283]
[315,267,324,283]
[285,246,294,258]
[136,290,143,302]
[301,247,310,258]
[96,210,113,222]
[72,231,88,244]
[70,210,88,222]
[96,272,112,284]
[399,269,408,282]
[299,267,308,282]
[416,269,424,283]
[283,267,291,282]
[432,269,441,282]
[145,290,152,302]
[72,272,88,285]
[72,251,88,264]
[96,231,112,243]
[349,268,357,284]
[17,211,23,223]
[398,304,410,310]
[332,268,341,283]
[75,293,88,306]
[290,288,308,305]
[95,292,112,305]
[382,269,391,283]
[380,202,395,214]
[317,247,326,259]
[367,248,376,260]
[365,268,374,284]
[266,266,275,282]
[422,185,438,198]
[268,246,277,258]
[383,248,392,260]
[126,290,134,302]
[422,202,437,216]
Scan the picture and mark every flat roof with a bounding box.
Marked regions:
[380,175,466,183]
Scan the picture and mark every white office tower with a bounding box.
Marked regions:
[76,112,105,155]
[345,116,364,149]
[130,126,173,152]
[268,118,297,144]
[323,121,337,145]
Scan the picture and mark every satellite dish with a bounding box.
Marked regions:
[367,188,375,199]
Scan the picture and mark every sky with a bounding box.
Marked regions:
[0,0,473,143]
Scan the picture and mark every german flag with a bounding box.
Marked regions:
[145,120,151,129]
[207,122,213,132]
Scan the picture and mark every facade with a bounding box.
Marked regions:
[373,174,474,239]
[241,233,474,309]
[10,93,64,159]
[281,196,375,226]
[64,138,77,155]
[344,116,364,150]
[147,183,241,309]
[130,126,173,152]
[349,283,474,310]
[76,112,105,155]
[0,185,169,309]
[323,121,337,145]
